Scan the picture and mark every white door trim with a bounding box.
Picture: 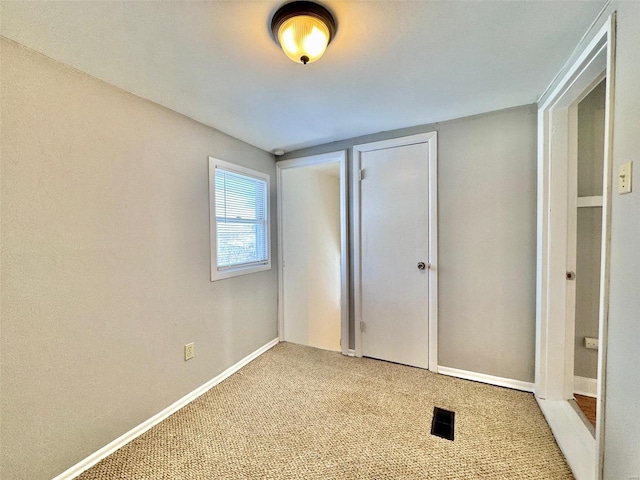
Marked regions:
[535,14,615,480]
[536,397,597,480]
[276,151,350,355]
[352,132,438,372]
[438,366,534,393]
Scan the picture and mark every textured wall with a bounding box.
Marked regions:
[0,39,278,479]
[281,105,538,383]
[602,3,640,478]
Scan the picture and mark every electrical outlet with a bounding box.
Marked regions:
[585,337,599,350]
[184,342,195,361]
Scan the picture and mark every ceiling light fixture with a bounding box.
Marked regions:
[271,1,336,65]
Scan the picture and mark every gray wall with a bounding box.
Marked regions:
[574,208,602,379]
[602,2,640,478]
[574,81,605,380]
[281,105,538,383]
[577,81,606,199]
[0,39,278,479]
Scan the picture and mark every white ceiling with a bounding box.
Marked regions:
[0,1,605,153]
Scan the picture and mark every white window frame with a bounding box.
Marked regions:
[208,157,271,281]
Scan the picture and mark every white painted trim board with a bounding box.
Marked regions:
[437,366,534,393]
[577,196,603,208]
[574,376,598,398]
[537,398,596,480]
[594,15,616,479]
[52,338,280,480]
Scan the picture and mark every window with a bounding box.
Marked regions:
[209,157,270,281]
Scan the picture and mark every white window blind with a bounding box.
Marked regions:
[214,166,268,270]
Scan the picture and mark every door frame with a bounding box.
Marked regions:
[535,14,615,480]
[276,151,350,355]
[352,132,438,372]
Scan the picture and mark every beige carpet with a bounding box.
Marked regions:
[79,343,573,479]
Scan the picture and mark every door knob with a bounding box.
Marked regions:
[417,262,427,270]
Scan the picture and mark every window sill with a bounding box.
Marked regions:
[210,262,271,282]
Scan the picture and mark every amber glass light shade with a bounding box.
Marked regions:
[271,2,336,65]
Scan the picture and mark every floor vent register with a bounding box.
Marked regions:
[431,407,455,441]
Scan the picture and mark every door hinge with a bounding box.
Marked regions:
[358,169,365,181]
[360,321,365,333]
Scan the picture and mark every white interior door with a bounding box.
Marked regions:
[360,142,430,368]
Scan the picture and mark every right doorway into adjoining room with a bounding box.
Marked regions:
[535,14,615,480]
[572,79,606,433]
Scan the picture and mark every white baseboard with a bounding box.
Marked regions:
[536,397,595,480]
[346,349,356,357]
[53,338,280,480]
[574,376,597,398]
[437,366,534,393]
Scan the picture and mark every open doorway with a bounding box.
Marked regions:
[571,79,606,432]
[276,151,348,354]
[536,15,615,480]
